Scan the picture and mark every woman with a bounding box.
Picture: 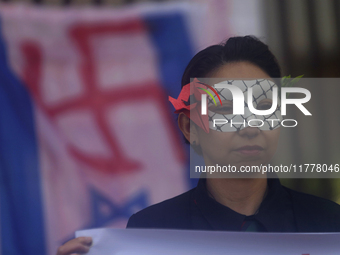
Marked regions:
[57,36,340,255]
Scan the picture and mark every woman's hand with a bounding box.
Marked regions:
[56,236,92,255]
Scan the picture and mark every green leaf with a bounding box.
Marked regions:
[281,74,304,87]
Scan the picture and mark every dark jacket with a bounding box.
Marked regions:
[127,178,340,232]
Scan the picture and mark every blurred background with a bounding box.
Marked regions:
[0,0,339,254]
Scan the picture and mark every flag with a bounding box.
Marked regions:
[0,3,206,254]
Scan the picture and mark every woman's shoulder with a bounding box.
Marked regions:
[126,188,195,229]
[284,186,340,212]
[283,186,340,232]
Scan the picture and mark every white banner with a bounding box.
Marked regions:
[76,228,340,255]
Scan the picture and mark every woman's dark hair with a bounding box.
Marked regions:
[181,35,281,88]
[182,35,281,149]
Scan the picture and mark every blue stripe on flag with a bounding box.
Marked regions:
[143,12,198,188]
[0,18,46,255]
[143,12,193,101]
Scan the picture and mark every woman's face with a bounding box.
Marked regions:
[193,61,280,171]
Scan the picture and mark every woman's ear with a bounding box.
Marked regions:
[178,112,200,145]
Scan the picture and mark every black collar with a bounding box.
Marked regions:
[192,176,296,232]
